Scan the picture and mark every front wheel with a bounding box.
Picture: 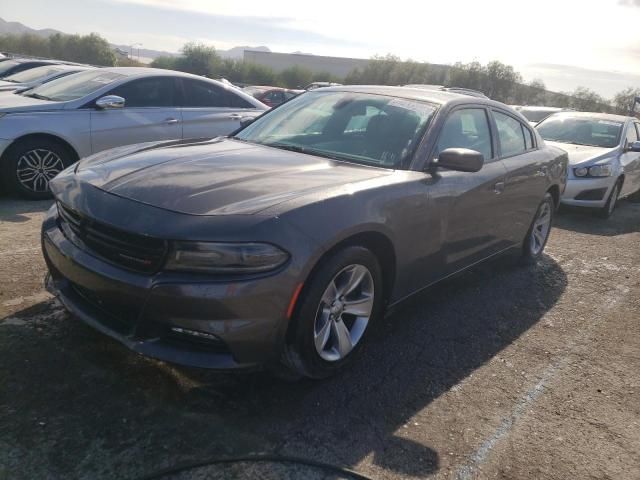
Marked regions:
[279,246,384,379]
[521,192,554,263]
[1,138,75,200]
[596,179,621,219]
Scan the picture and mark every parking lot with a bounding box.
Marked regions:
[0,196,639,479]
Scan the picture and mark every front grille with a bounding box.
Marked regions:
[58,202,167,274]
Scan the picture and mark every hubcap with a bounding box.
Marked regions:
[530,201,552,256]
[313,264,374,362]
[16,149,64,193]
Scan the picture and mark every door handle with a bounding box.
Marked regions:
[494,181,505,194]
[229,113,243,119]
[164,118,179,125]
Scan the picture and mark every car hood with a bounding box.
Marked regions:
[0,92,65,111]
[544,141,618,165]
[70,138,392,216]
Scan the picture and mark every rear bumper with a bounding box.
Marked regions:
[42,207,296,370]
[560,176,615,208]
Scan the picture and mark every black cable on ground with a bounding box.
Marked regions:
[138,454,375,480]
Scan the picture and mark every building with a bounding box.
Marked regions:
[243,50,371,78]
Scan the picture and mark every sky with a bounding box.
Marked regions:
[7,0,640,98]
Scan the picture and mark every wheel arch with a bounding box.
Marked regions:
[2,133,80,164]
[546,184,560,209]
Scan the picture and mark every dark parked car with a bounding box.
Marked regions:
[243,86,303,107]
[42,86,567,378]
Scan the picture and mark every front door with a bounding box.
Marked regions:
[90,76,181,153]
[620,122,640,197]
[427,107,511,275]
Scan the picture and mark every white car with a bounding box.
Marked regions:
[0,64,95,92]
[517,106,569,126]
[536,112,640,218]
[0,67,267,198]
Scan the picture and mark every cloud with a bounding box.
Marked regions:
[619,0,640,5]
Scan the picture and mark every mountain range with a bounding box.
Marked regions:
[0,17,271,61]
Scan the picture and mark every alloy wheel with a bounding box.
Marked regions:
[16,148,65,193]
[530,201,552,256]
[313,264,374,362]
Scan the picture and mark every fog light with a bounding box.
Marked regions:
[171,327,219,341]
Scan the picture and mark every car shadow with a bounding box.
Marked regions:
[0,197,53,223]
[554,199,640,236]
[0,253,567,479]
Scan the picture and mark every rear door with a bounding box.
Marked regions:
[427,106,511,273]
[491,109,548,243]
[90,76,181,153]
[179,78,262,138]
[620,122,640,197]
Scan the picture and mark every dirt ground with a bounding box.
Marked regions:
[0,197,638,480]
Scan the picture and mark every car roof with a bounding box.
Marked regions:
[94,67,228,82]
[549,111,633,123]
[317,85,503,108]
[519,106,563,111]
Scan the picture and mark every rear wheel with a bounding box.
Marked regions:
[597,179,621,219]
[521,192,554,264]
[1,138,75,199]
[279,246,383,379]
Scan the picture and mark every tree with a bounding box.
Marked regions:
[569,86,610,112]
[0,32,116,66]
[612,87,640,115]
[172,42,222,77]
[278,65,313,88]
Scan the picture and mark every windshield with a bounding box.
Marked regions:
[234,91,436,169]
[536,115,623,148]
[25,70,125,102]
[520,108,559,123]
[4,65,63,83]
[0,60,21,76]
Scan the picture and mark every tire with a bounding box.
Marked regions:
[278,246,384,379]
[596,179,621,219]
[1,138,76,200]
[521,192,554,264]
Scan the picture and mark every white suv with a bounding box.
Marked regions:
[0,67,267,198]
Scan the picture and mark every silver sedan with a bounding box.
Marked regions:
[536,112,640,218]
[0,67,267,198]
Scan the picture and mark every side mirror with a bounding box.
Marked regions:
[628,140,640,152]
[240,117,255,128]
[433,148,484,173]
[95,95,125,109]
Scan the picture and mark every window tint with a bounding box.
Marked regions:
[625,123,638,145]
[494,111,526,157]
[436,108,492,161]
[264,90,284,103]
[181,79,254,108]
[109,77,176,107]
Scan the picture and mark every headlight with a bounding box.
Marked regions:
[574,167,588,177]
[588,164,612,177]
[164,241,289,274]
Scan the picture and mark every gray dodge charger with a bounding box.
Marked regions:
[42,86,567,378]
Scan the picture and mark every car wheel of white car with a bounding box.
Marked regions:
[1,138,76,200]
[597,179,621,219]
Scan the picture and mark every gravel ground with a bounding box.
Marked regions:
[0,197,638,480]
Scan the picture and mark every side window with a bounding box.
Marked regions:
[625,123,638,145]
[109,77,176,107]
[264,91,285,104]
[227,91,255,109]
[181,79,227,107]
[436,108,492,161]
[494,111,526,157]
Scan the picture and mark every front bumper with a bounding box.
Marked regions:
[560,176,615,208]
[42,208,297,370]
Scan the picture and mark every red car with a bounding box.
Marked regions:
[243,86,303,107]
